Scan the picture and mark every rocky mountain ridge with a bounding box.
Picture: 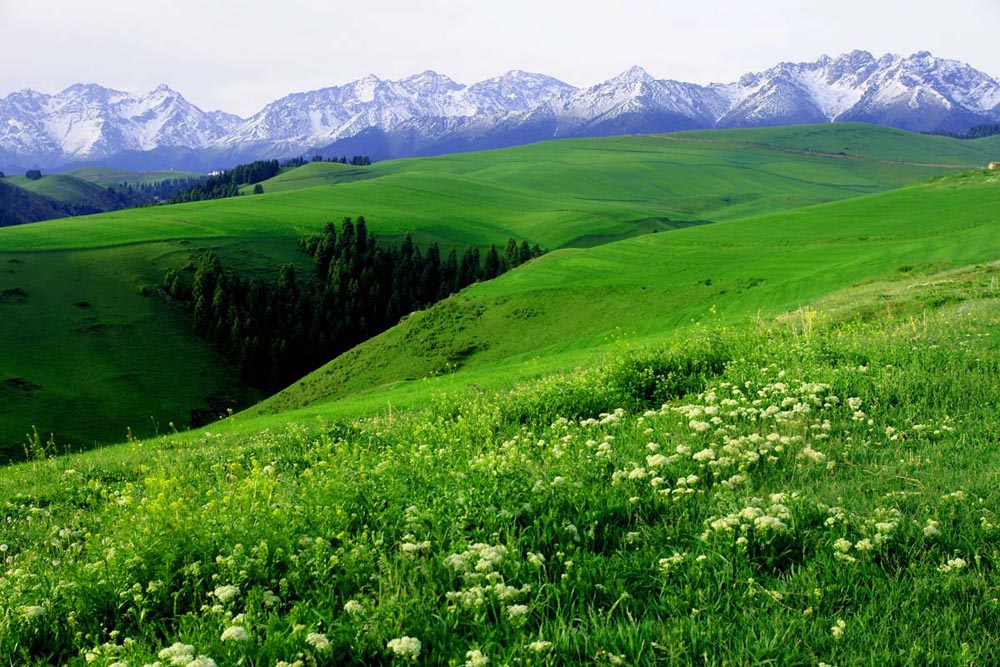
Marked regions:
[2,50,997,170]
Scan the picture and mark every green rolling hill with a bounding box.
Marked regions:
[4,124,1000,665]
[7,173,148,212]
[250,168,1000,424]
[0,123,991,457]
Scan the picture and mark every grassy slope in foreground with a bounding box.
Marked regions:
[255,169,1000,423]
[0,125,967,455]
[4,258,1000,664]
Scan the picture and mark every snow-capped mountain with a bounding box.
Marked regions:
[2,51,998,171]
[221,70,574,151]
[0,84,237,166]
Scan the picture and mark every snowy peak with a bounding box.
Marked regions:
[0,83,236,162]
[611,66,656,86]
[2,51,999,170]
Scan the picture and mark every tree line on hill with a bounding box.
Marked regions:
[163,216,543,392]
[925,123,1000,140]
[168,154,373,203]
[168,159,283,203]
[122,177,204,202]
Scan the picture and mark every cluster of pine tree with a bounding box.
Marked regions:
[123,177,204,202]
[164,216,543,393]
[311,155,372,165]
[169,159,281,203]
[925,123,1000,140]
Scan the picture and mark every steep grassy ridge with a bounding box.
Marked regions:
[256,170,1000,421]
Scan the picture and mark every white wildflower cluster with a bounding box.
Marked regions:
[465,649,490,667]
[444,543,532,611]
[867,508,901,546]
[306,632,330,650]
[831,619,846,640]
[938,557,968,573]
[83,637,134,664]
[211,584,239,605]
[387,636,422,660]
[400,533,432,555]
[702,493,798,543]
[156,643,216,667]
[444,543,509,574]
[610,376,845,508]
[658,551,687,575]
[220,625,248,642]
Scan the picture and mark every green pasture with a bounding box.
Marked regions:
[0,123,990,455]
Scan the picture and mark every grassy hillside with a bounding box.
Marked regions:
[255,169,1000,421]
[3,256,1000,664]
[680,122,1000,166]
[64,166,203,188]
[8,173,147,212]
[0,179,68,226]
[0,124,985,457]
[239,161,379,194]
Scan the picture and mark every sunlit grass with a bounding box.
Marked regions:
[3,262,1000,665]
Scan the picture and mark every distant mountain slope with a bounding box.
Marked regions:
[0,178,69,226]
[2,51,999,170]
[5,172,153,217]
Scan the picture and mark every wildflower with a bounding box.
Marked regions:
[938,557,968,573]
[923,519,941,537]
[401,535,431,553]
[387,636,422,660]
[659,552,687,573]
[343,599,363,615]
[645,453,669,468]
[158,643,196,665]
[465,649,489,667]
[212,584,239,604]
[220,626,248,642]
[831,619,846,640]
[306,633,330,650]
[527,551,545,567]
[20,605,45,620]
[507,604,529,619]
[185,658,217,667]
[529,641,553,652]
[692,448,716,462]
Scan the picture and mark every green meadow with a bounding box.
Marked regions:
[2,122,1000,664]
[3,235,1000,664]
[0,124,985,455]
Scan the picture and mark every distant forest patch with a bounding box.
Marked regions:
[164,216,543,392]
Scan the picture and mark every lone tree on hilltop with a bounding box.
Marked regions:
[25,169,42,181]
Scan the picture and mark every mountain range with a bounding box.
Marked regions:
[2,50,998,172]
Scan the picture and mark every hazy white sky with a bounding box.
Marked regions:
[2,0,998,117]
